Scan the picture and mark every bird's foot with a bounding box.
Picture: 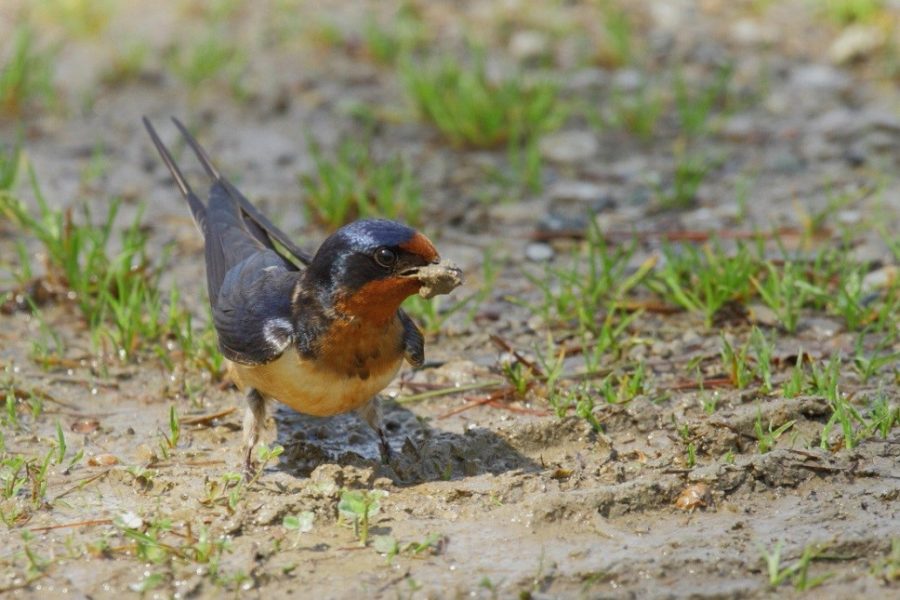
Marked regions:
[377,429,393,465]
[242,446,257,482]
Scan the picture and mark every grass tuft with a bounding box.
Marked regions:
[401,49,563,148]
[101,42,150,86]
[599,84,664,141]
[168,34,246,93]
[657,149,710,209]
[673,63,733,137]
[822,0,885,24]
[360,5,426,65]
[525,225,650,334]
[761,540,833,590]
[0,26,56,118]
[647,242,756,328]
[595,0,636,68]
[0,158,203,365]
[301,137,422,230]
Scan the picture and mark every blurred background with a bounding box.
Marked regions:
[2,0,900,227]
[1,0,899,358]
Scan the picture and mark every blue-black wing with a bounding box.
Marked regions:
[212,250,302,365]
[398,310,424,367]
[170,118,313,267]
[143,117,306,365]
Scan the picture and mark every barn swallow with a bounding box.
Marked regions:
[142,117,462,477]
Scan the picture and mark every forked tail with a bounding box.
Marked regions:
[142,116,208,237]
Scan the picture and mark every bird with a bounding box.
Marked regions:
[142,117,462,478]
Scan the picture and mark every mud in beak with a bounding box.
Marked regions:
[399,260,464,299]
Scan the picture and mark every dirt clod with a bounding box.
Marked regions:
[415,260,464,298]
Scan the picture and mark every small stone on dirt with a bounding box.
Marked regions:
[675,483,712,511]
[88,453,119,466]
[525,242,554,262]
[508,30,550,62]
[829,25,884,65]
[548,180,606,204]
[790,64,850,94]
[862,265,898,293]
[71,418,100,433]
[539,130,599,164]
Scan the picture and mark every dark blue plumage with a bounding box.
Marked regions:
[328,219,417,252]
[305,219,416,293]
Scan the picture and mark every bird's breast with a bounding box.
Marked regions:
[228,315,405,417]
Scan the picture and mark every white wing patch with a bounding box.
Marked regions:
[262,317,293,351]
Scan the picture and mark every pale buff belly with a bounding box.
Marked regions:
[229,347,402,417]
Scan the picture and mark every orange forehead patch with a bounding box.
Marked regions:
[399,232,439,263]
[337,276,421,324]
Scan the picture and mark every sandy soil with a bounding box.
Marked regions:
[0,1,898,598]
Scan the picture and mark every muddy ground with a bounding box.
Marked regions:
[1,1,899,598]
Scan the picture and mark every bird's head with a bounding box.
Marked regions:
[304,219,460,323]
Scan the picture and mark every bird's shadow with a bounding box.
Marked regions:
[273,399,539,484]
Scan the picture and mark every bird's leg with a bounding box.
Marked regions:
[357,396,392,464]
[242,388,267,481]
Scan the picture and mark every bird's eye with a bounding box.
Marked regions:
[374,247,397,268]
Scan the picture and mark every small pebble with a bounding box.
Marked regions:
[675,483,712,511]
[611,68,644,92]
[88,454,119,466]
[539,130,599,164]
[747,304,780,328]
[508,30,550,62]
[730,19,775,46]
[802,317,843,338]
[525,242,554,262]
[565,68,608,91]
[71,418,100,433]
[862,266,898,293]
[829,24,884,65]
[547,180,606,204]
[647,430,674,450]
[790,64,850,94]
[538,212,590,234]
